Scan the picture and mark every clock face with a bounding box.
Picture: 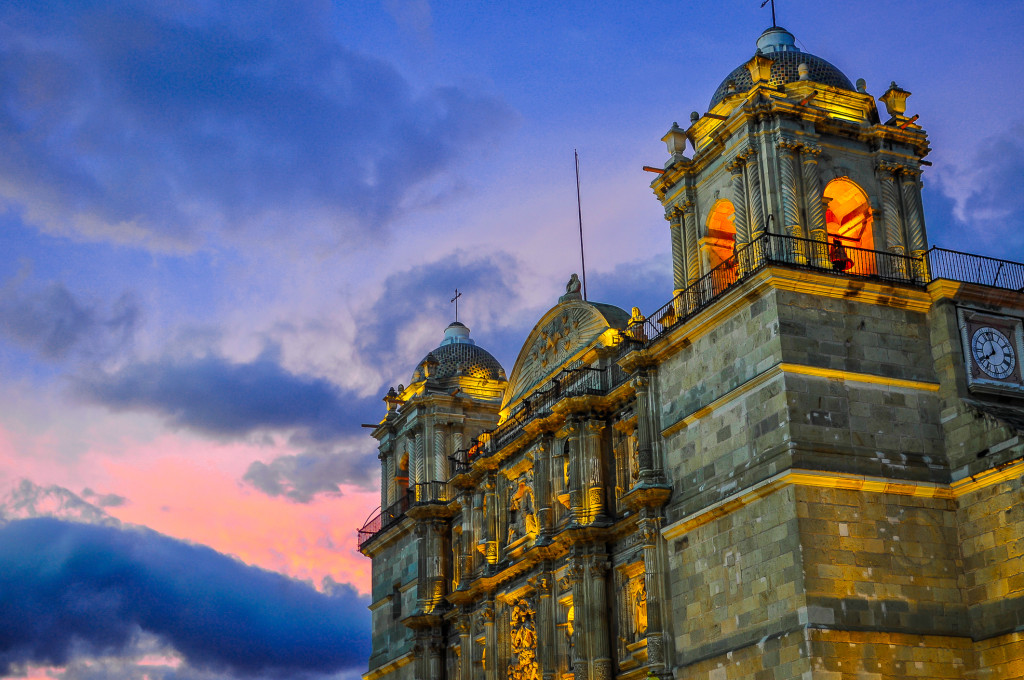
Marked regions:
[971,326,1016,379]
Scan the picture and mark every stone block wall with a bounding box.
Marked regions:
[957,475,1024,654]
[668,487,806,675]
[797,486,964,637]
[367,530,418,672]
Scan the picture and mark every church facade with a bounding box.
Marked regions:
[359,26,1024,680]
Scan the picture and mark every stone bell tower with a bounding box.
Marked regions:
[361,322,506,680]
[652,25,931,295]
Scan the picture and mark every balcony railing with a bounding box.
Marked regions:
[357,482,452,550]
[928,247,1024,291]
[629,232,927,345]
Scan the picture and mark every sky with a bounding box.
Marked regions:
[0,1,1022,679]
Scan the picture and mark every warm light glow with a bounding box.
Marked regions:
[825,178,875,275]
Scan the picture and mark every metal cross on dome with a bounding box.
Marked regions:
[451,288,462,323]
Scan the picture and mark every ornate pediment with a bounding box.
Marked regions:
[501,299,629,414]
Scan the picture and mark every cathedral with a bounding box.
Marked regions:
[358,24,1024,680]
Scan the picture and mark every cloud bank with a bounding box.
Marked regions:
[0,517,370,678]
[0,1,514,250]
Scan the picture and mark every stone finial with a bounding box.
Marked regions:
[662,122,687,157]
[745,54,773,83]
[880,81,911,117]
[559,273,583,303]
[797,63,809,80]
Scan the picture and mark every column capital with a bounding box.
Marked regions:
[776,136,802,153]
[800,143,822,158]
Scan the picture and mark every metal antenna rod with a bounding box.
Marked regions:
[575,149,588,301]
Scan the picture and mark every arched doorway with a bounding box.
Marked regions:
[703,200,739,293]
[824,178,874,275]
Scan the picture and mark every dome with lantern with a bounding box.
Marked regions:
[709,26,855,108]
[410,321,506,384]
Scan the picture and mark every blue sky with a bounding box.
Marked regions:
[0,1,1022,678]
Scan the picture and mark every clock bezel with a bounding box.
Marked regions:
[958,308,1024,396]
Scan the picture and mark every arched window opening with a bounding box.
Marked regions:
[824,178,875,275]
[703,199,739,291]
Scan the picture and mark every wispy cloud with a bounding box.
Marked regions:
[0,517,370,678]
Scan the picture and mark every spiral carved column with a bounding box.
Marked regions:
[668,208,686,294]
[745,148,766,240]
[801,144,828,266]
[877,162,906,256]
[901,169,928,280]
[777,138,806,263]
[729,157,750,249]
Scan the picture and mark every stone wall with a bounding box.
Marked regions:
[367,528,418,673]
[668,487,806,673]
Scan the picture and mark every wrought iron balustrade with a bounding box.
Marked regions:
[357,482,452,549]
[927,247,1024,291]
[630,232,927,345]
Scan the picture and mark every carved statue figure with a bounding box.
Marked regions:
[507,478,538,543]
[509,599,540,680]
[634,579,648,640]
[559,274,583,302]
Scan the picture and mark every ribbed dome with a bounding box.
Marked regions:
[709,27,855,109]
[410,322,506,383]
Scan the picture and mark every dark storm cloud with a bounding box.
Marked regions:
[360,252,520,371]
[0,2,515,248]
[75,347,370,441]
[243,449,379,503]
[0,517,369,678]
[0,279,138,360]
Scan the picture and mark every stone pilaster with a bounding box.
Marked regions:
[668,207,686,294]
[566,419,586,524]
[456,615,472,680]
[564,558,586,680]
[535,570,557,680]
[632,372,663,485]
[777,137,807,263]
[471,488,485,575]
[481,601,496,680]
[535,436,554,538]
[583,418,606,524]
[585,555,612,680]
[483,475,498,566]
[639,513,671,678]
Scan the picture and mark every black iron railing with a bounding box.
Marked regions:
[928,247,1024,291]
[357,482,452,549]
[629,232,927,345]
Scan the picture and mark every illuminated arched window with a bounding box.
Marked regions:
[824,178,875,274]
[705,199,737,270]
